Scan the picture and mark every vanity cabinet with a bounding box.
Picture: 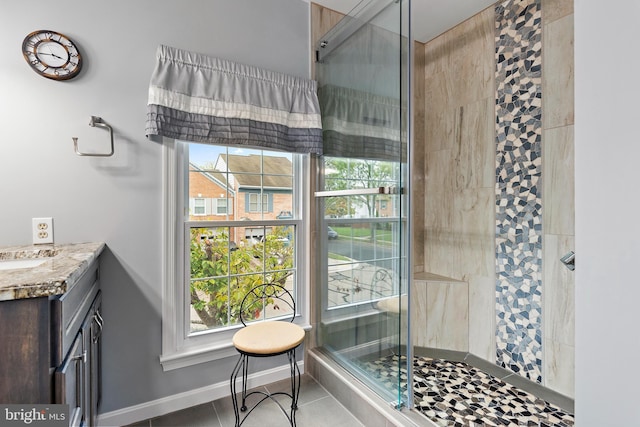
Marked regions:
[0,252,102,427]
[54,290,102,427]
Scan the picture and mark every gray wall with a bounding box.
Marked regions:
[0,0,310,416]
[574,1,640,425]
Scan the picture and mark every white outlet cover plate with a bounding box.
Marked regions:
[32,217,54,244]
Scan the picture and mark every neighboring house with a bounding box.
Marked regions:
[188,163,235,221]
[375,196,393,217]
[190,154,294,244]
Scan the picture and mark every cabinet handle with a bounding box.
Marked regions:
[92,311,104,343]
[95,310,104,329]
[72,350,87,363]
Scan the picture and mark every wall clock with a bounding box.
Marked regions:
[22,30,82,80]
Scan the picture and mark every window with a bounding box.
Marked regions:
[215,198,229,215]
[248,193,269,213]
[161,142,308,370]
[193,198,206,215]
[320,157,402,314]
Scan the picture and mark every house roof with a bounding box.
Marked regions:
[188,163,234,195]
[219,154,292,189]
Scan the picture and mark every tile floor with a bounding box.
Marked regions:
[126,375,364,427]
[128,355,575,427]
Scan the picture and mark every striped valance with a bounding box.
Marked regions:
[146,45,323,154]
[318,84,405,161]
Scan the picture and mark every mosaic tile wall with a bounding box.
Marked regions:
[495,0,543,383]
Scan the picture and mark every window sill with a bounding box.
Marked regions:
[160,340,237,371]
[159,323,312,371]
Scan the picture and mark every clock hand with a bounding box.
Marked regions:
[40,52,66,60]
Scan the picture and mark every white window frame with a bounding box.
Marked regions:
[160,140,311,371]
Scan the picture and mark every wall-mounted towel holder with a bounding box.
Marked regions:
[73,116,114,157]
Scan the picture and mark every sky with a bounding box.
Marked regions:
[187,142,291,168]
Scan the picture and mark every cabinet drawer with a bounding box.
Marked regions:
[51,263,99,367]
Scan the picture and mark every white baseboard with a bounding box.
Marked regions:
[98,361,304,427]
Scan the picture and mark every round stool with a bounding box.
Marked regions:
[229,284,305,427]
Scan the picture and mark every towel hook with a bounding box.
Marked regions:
[73,116,114,157]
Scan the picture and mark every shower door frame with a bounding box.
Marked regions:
[313,0,413,411]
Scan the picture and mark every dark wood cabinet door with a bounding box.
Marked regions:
[0,297,50,403]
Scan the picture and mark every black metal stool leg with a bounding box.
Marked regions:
[230,354,244,427]
[241,355,249,411]
[287,348,301,426]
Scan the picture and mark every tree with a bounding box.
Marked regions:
[189,226,294,328]
[324,197,354,218]
[323,157,395,218]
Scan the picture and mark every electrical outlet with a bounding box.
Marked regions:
[32,218,54,245]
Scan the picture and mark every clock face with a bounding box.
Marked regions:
[22,30,82,80]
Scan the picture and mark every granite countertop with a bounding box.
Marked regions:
[0,242,105,301]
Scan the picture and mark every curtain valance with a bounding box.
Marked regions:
[318,84,405,161]
[146,45,323,154]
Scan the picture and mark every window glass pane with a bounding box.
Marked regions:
[186,143,299,334]
[325,221,398,309]
[188,167,232,221]
[189,227,235,330]
[324,157,396,191]
[264,154,293,176]
[264,273,296,321]
[193,198,205,215]
[226,149,264,173]
[189,225,297,331]
[216,198,227,214]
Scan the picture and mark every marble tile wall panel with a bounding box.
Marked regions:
[543,234,575,397]
[543,234,575,347]
[468,275,497,362]
[542,0,573,23]
[452,98,496,191]
[543,126,574,235]
[413,42,426,273]
[411,279,429,347]
[544,338,575,398]
[453,188,495,277]
[425,7,495,109]
[425,281,469,351]
[541,0,575,397]
[495,0,544,383]
[543,14,574,129]
[424,100,456,153]
[423,7,496,362]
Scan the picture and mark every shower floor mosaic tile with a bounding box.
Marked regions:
[360,355,574,427]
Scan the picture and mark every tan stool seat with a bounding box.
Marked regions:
[233,321,305,355]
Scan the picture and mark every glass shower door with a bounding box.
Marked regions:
[315,0,411,409]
